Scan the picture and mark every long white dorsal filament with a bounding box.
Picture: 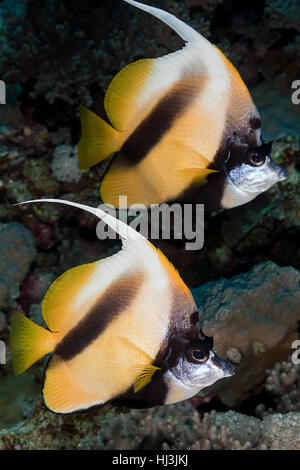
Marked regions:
[123,0,203,43]
[15,199,144,242]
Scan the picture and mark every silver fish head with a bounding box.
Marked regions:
[221,141,288,208]
[171,330,234,390]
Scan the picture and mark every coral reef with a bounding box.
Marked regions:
[1,395,299,450]
[251,81,300,140]
[0,0,190,107]
[256,359,300,416]
[1,0,299,113]
[0,222,36,309]
[265,0,299,32]
[19,269,56,314]
[260,413,300,450]
[192,261,300,407]
[51,144,81,184]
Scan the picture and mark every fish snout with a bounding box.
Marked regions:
[213,353,235,377]
[268,158,288,182]
[277,166,288,182]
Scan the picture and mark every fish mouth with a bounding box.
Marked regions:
[224,159,288,192]
[268,157,288,182]
[212,353,235,377]
[225,362,235,376]
[275,165,288,182]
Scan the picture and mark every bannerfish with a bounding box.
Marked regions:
[77,0,287,210]
[10,198,234,413]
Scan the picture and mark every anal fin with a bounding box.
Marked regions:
[43,355,103,413]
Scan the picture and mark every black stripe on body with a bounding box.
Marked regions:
[179,112,263,210]
[176,171,226,210]
[118,81,199,166]
[175,110,263,211]
[168,281,198,339]
[110,369,169,409]
[209,113,262,171]
[55,273,143,361]
[110,283,200,408]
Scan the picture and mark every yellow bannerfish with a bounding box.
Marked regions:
[77,0,287,210]
[10,198,234,413]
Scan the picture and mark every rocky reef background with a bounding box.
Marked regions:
[0,0,299,450]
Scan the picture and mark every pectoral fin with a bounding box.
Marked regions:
[178,167,218,186]
[43,355,103,413]
[133,364,161,393]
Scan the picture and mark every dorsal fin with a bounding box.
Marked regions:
[123,0,204,44]
[15,199,143,244]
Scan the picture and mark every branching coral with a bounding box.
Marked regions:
[256,359,300,417]
[161,409,262,450]
[261,413,300,450]
[1,398,299,450]
[254,0,300,88]
[2,0,282,109]
[264,0,300,31]
[0,0,211,107]
[1,0,298,127]
[51,144,81,184]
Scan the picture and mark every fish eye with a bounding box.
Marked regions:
[190,347,208,363]
[248,152,265,167]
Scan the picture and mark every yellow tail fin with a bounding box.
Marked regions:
[78,106,123,169]
[10,312,56,376]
